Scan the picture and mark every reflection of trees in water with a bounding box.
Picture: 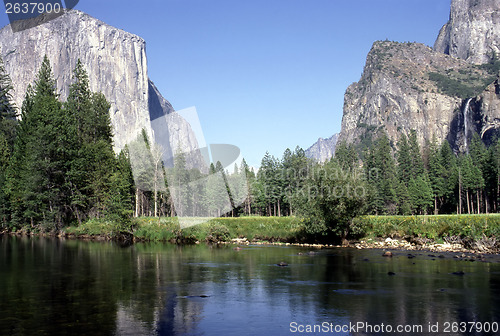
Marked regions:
[1,237,499,335]
[0,236,118,335]
[331,251,500,330]
[88,244,500,334]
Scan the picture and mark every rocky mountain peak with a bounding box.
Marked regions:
[434,0,500,64]
[339,38,499,153]
[305,133,339,162]
[0,9,197,157]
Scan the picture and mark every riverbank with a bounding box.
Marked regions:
[351,214,500,253]
[4,214,499,254]
[62,216,306,244]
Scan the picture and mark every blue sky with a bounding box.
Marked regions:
[0,0,451,167]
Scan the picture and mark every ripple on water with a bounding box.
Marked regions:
[332,288,393,295]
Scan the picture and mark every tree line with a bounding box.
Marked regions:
[1,54,498,236]
[0,56,134,231]
[364,130,500,216]
[247,129,500,219]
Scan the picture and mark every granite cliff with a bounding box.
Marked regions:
[434,0,500,65]
[305,133,338,162]
[337,0,500,153]
[0,10,197,155]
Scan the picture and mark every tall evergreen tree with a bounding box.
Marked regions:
[0,133,9,226]
[460,154,484,214]
[65,60,118,222]
[365,133,398,214]
[7,57,131,229]
[407,175,433,215]
[485,139,500,212]
[408,130,425,177]
[170,149,190,217]
[396,133,412,184]
[8,56,70,229]
[397,130,432,214]
[0,55,16,226]
[439,140,459,213]
[257,152,280,216]
[469,133,488,212]
[427,136,446,214]
[240,158,254,215]
[0,55,17,150]
[334,141,358,170]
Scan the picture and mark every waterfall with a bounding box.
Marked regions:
[463,98,472,152]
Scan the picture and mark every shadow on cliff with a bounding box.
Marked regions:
[8,2,80,33]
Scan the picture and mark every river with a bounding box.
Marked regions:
[0,236,499,335]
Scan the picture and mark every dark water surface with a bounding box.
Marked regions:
[0,236,499,335]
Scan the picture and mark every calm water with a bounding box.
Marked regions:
[0,236,499,335]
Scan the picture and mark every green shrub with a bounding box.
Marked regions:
[206,222,231,242]
[64,218,126,238]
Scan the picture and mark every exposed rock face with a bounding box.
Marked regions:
[339,41,492,151]
[0,10,197,154]
[469,80,500,146]
[305,133,338,162]
[435,0,500,65]
[337,0,500,153]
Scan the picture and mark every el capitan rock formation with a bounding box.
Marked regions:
[0,10,198,156]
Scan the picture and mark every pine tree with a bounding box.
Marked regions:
[460,155,484,214]
[408,175,433,215]
[485,139,500,212]
[65,60,119,222]
[0,133,9,226]
[240,158,253,215]
[365,133,398,214]
[408,130,425,177]
[111,147,135,219]
[469,133,488,213]
[170,149,190,217]
[216,160,235,216]
[8,56,69,229]
[427,136,446,214]
[439,140,459,213]
[334,141,358,170]
[397,130,433,214]
[258,152,280,216]
[0,55,16,226]
[285,146,310,216]
[227,161,248,216]
[0,55,17,150]
[7,57,130,229]
[396,181,412,215]
[396,133,412,183]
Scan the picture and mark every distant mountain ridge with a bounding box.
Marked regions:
[305,133,339,162]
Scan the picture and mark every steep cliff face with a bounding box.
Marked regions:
[338,0,500,153]
[0,10,197,155]
[305,133,338,162]
[465,80,500,147]
[339,41,496,151]
[435,0,500,65]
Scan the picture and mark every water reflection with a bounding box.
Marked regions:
[0,236,499,335]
